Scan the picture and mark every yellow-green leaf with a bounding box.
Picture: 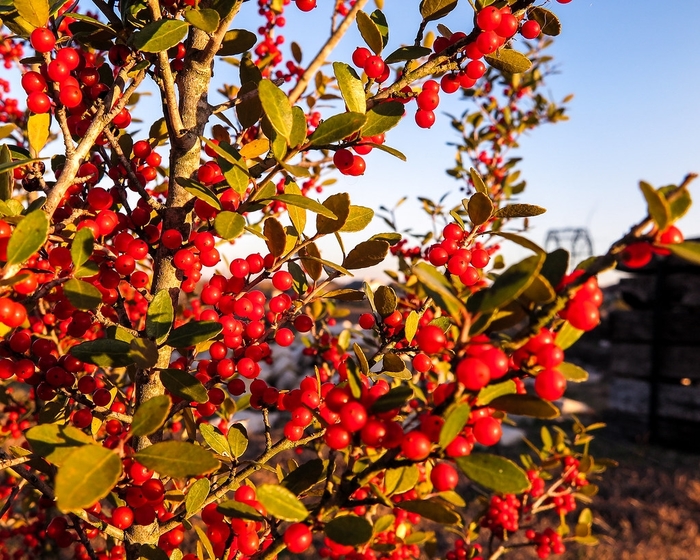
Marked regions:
[6,209,48,265]
[218,29,257,55]
[356,10,383,54]
[456,454,530,494]
[361,101,404,137]
[308,112,367,147]
[135,441,220,478]
[146,290,174,344]
[214,211,245,240]
[325,515,373,545]
[132,395,172,437]
[340,205,374,232]
[333,62,366,114]
[15,0,49,28]
[185,478,211,515]
[131,20,189,53]
[316,192,350,234]
[160,369,208,403]
[56,445,122,512]
[183,8,220,33]
[342,239,389,269]
[258,79,293,143]
[256,484,309,522]
[27,112,50,156]
[485,49,532,74]
[64,278,103,310]
[419,0,457,22]
[467,192,493,225]
[639,180,670,231]
[71,228,94,268]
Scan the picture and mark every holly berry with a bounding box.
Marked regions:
[535,368,567,401]
[521,20,542,40]
[295,0,317,11]
[431,462,459,491]
[30,28,56,53]
[284,523,313,554]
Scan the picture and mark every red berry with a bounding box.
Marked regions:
[284,523,313,554]
[431,462,459,491]
[476,6,502,32]
[364,56,385,80]
[112,506,134,530]
[352,47,371,68]
[534,368,567,401]
[27,91,51,114]
[30,28,56,53]
[473,416,502,446]
[401,430,431,460]
[415,109,435,129]
[295,0,316,11]
[521,20,542,40]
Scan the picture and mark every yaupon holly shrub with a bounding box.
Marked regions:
[0,1,697,559]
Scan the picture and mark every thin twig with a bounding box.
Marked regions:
[288,0,372,105]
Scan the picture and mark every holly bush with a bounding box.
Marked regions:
[0,0,697,559]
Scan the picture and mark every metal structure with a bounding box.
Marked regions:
[544,228,593,266]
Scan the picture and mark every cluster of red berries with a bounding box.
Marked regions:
[513,328,568,401]
[622,224,684,268]
[481,494,521,533]
[446,539,483,560]
[427,223,492,287]
[525,528,566,559]
[351,46,390,83]
[332,133,386,176]
[558,273,603,332]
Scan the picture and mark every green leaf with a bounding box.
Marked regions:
[213,211,245,240]
[218,29,257,55]
[258,79,293,143]
[467,254,545,314]
[131,395,171,437]
[370,143,406,161]
[217,499,264,520]
[71,228,94,268]
[325,515,373,546]
[15,0,49,28]
[70,338,134,367]
[660,184,692,221]
[265,194,337,219]
[413,261,466,318]
[135,441,220,478]
[282,459,325,495]
[559,362,588,383]
[26,424,92,466]
[456,454,530,494]
[340,205,374,233]
[199,424,231,456]
[476,380,517,405]
[639,180,670,231]
[398,500,460,524]
[375,285,397,317]
[419,0,457,22]
[494,203,546,219]
[183,8,220,33]
[256,484,309,522]
[131,20,190,53]
[176,177,222,210]
[27,112,50,156]
[356,10,383,54]
[527,6,561,36]
[384,465,420,495]
[309,112,367,147]
[662,241,700,265]
[469,168,488,195]
[439,403,471,449]
[139,545,170,560]
[6,209,48,266]
[489,394,560,419]
[316,192,350,234]
[55,445,122,512]
[290,106,307,148]
[467,192,493,225]
[284,182,306,234]
[0,146,12,201]
[227,423,248,459]
[485,49,532,74]
[333,62,366,114]
[370,9,389,47]
[540,248,569,288]
[128,338,158,369]
[146,290,174,345]
[371,384,413,413]
[166,321,222,349]
[343,239,389,269]
[384,46,432,64]
[63,278,103,310]
[492,231,545,255]
[185,478,211,516]
[362,101,405,137]
[555,322,584,350]
[160,369,208,403]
